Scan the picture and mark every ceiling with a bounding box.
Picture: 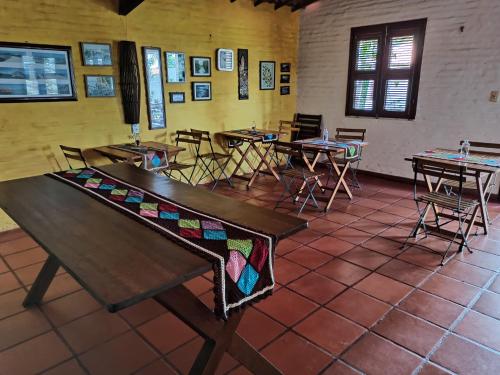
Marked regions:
[229,0,320,12]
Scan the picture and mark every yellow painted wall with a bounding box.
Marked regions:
[0,0,299,230]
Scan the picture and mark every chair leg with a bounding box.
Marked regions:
[401,202,429,250]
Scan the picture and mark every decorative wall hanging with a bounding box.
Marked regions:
[280,63,291,72]
[190,56,211,77]
[192,82,211,101]
[119,41,140,124]
[280,74,290,84]
[0,42,77,102]
[165,51,186,83]
[80,42,112,66]
[237,49,248,100]
[259,61,275,90]
[84,75,115,97]
[216,49,234,71]
[280,86,290,95]
[142,47,167,130]
[169,92,185,103]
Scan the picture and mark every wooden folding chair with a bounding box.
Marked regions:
[163,131,200,186]
[59,145,88,170]
[402,157,480,265]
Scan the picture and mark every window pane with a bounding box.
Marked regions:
[356,39,378,71]
[389,35,413,69]
[384,79,409,112]
[353,80,374,111]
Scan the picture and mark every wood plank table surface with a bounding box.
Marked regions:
[93,141,185,164]
[0,163,307,374]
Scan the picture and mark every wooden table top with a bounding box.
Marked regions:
[218,129,284,142]
[295,138,369,153]
[94,141,185,161]
[0,163,307,313]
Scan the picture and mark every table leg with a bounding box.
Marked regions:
[249,143,280,187]
[230,144,255,179]
[23,255,60,307]
[294,152,323,203]
[325,159,351,211]
[476,172,493,234]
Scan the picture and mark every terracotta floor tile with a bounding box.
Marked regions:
[274,257,309,285]
[399,290,464,329]
[0,228,26,243]
[137,312,197,354]
[454,310,500,351]
[365,211,405,226]
[59,309,129,353]
[260,331,332,375]
[288,272,346,304]
[471,237,500,255]
[0,271,21,295]
[473,291,500,319]
[308,236,356,256]
[431,334,500,374]
[79,331,158,375]
[395,198,418,209]
[288,228,324,245]
[340,246,391,270]
[275,238,302,256]
[135,359,177,375]
[354,198,389,210]
[316,259,371,286]
[354,273,413,305]
[342,333,422,375]
[183,276,213,296]
[361,236,404,257]
[15,261,65,286]
[0,236,39,256]
[236,307,286,349]
[0,258,7,274]
[373,309,445,357]
[380,204,417,218]
[255,287,318,327]
[339,203,376,218]
[4,247,47,270]
[327,288,391,328]
[379,226,410,243]
[294,308,366,355]
[285,246,333,270]
[377,259,432,287]
[42,359,87,375]
[324,211,361,225]
[0,332,72,375]
[119,298,167,326]
[457,249,500,271]
[0,308,51,351]
[0,289,27,320]
[420,273,480,306]
[323,361,362,375]
[350,218,390,235]
[438,259,495,287]
[490,275,500,294]
[397,247,444,270]
[41,289,101,327]
[332,227,373,245]
[418,362,451,375]
[309,218,343,234]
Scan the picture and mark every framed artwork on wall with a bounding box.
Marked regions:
[280,86,290,95]
[192,82,211,101]
[280,63,291,72]
[190,56,211,77]
[259,61,275,90]
[280,74,290,84]
[165,51,186,83]
[237,49,248,100]
[80,42,112,66]
[169,92,185,103]
[217,49,234,71]
[142,46,167,130]
[0,42,77,102]
[84,75,115,97]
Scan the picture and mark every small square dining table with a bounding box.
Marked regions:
[93,141,185,166]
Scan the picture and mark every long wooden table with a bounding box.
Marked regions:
[94,141,185,165]
[0,163,307,375]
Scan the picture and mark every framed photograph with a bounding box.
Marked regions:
[80,42,112,66]
[280,63,291,72]
[84,75,115,97]
[280,74,290,84]
[259,61,275,90]
[191,82,211,101]
[165,51,185,83]
[0,42,77,102]
[169,92,185,103]
[280,86,290,95]
[217,49,234,71]
[142,47,166,130]
[237,49,249,100]
[190,56,211,77]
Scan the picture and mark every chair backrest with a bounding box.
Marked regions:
[412,157,468,192]
[175,130,202,147]
[278,120,300,140]
[336,128,366,142]
[459,141,500,157]
[273,141,304,159]
[292,113,322,141]
[59,145,88,169]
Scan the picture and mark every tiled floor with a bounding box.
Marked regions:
[1,173,500,374]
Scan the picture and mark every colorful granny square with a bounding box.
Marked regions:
[125,196,143,203]
[63,169,82,177]
[110,194,126,202]
[237,264,259,296]
[140,209,158,218]
[128,190,143,197]
[179,228,202,238]
[204,230,227,240]
[179,219,200,229]
[159,211,180,220]
[226,250,247,283]
[99,184,115,190]
[84,178,102,189]
[248,238,269,272]
[77,173,94,179]
[202,220,224,231]
[111,189,128,196]
[227,239,253,258]
[159,203,177,212]
[140,202,158,211]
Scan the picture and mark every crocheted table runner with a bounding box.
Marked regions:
[298,139,362,159]
[110,144,169,171]
[415,150,500,168]
[48,167,276,319]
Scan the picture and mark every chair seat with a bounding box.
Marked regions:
[199,152,230,160]
[167,162,194,171]
[442,179,480,190]
[417,192,479,212]
[278,168,323,180]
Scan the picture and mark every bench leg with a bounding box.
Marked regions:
[23,255,60,307]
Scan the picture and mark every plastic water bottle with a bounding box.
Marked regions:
[251,121,256,133]
[461,140,470,158]
[322,127,329,143]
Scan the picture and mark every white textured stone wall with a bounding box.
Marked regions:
[298,0,500,179]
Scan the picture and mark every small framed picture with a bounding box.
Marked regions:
[84,75,115,97]
[190,56,211,77]
[165,51,186,83]
[192,82,211,101]
[280,63,291,72]
[280,86,290,96]
[217,49,234,71]
[169,92,185,103]
[80,42,112,66]
[280,74,291,84]
[259,61,275,90]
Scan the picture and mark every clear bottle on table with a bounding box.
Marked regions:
[322,127,329,143]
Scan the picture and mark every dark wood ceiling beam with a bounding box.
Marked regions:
[254,0,267,6]
[119,0,145,16]
[275,0,293,10]
[229,0,319,11]
[292,0,317,11]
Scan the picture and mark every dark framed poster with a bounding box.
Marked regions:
[237,49,248,100]
[259,61,275,90]
[0,42,77,102]
[142,46,166,130]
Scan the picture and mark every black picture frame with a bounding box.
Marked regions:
[84,75,115,97]
[280,86,290,95]
[169,92,185,103]
[165,51,186,83]
[237,49,249,100]
[190,56,211,77]
[0,42,77,103]
[280,74,290,84]
[142,46,167,130]
[191,82,212,101]
[259,61,275,90]
[80,42,113,66]
[280,63,291,72]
